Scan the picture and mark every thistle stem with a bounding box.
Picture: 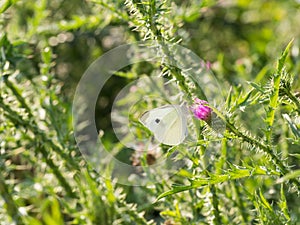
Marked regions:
[210,106,300,190]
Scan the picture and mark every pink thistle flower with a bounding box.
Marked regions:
[191,98,212,122]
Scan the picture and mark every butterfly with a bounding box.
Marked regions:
[139,105,188,146]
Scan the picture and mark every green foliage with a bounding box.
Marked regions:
[0,0,18,14]
[156,164,281,200]
[1,0,300,224]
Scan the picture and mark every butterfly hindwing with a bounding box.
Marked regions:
[160,108,187,145]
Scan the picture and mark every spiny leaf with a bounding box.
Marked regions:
[289,153,300,159]
[276,170,300,184]
[265,39,294,141]
[258,189,272,211]
[156,165,278,200]
[278,184,291,221]
[282,113,300,138]
[155,185,195,201]
[277,39,293,74]
[248,81,264,93]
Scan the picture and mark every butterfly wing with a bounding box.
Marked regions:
[161,108,187,145]
[140,105,187,146]
[140,106,174,132]
[140,105,173,142]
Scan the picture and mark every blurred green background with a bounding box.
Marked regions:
[3,0,300,130]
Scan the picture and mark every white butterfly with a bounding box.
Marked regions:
[139,105,188,146]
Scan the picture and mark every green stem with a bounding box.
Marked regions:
[210,185,222,225]
[0,173,23,224]
[142,0,196,99]
[3,75,33,117]
[36,139,76,198]
[231,182,248,224]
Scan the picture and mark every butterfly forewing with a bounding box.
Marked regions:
[161,108,187,145]
[139,105,188,146]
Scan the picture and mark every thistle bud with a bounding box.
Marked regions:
[191,98,212,122]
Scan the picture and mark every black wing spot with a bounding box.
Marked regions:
[155,118,160,123]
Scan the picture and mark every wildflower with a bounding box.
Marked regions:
[191,98,212,122]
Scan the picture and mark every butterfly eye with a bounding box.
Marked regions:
[155,118,160,123]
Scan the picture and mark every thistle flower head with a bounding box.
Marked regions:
[191,98,212,122]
